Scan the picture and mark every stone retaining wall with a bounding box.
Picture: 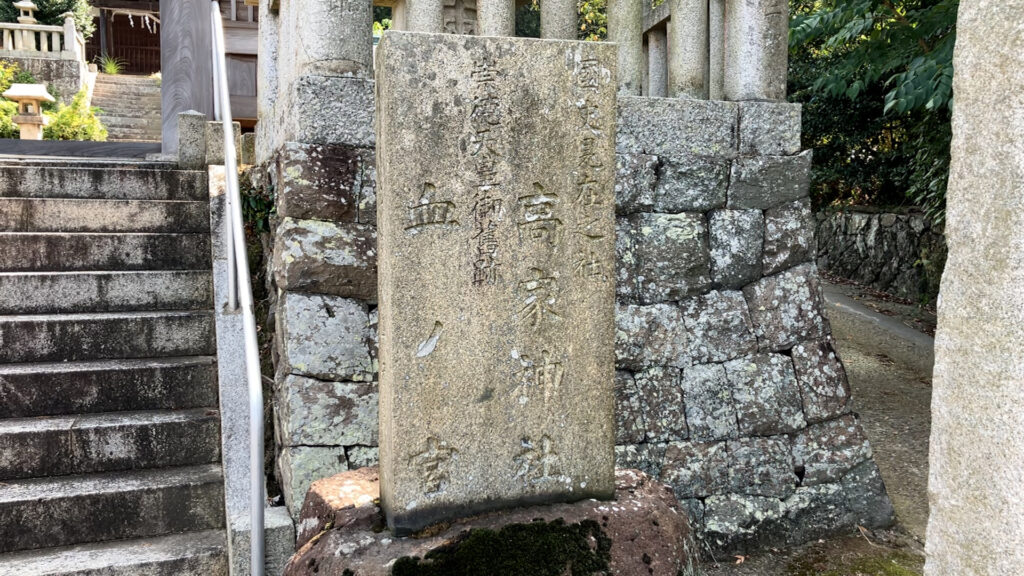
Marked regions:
[262,87,893,554]
[816,210,946,304]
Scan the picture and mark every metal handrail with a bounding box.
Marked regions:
[210,4,265,576]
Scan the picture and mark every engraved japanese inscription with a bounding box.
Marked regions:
[376,32,617,535]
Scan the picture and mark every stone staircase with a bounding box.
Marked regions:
[0,160,227,575]
[92,74,163,142]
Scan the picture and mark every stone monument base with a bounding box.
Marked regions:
[284,468,700,576]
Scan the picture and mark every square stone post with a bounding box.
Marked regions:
[177,111,208,170]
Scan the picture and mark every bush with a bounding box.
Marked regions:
[43,88,107,141]
[0,0,95,40]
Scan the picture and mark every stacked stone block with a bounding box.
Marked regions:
[269,141,380,516]
[613,96,893,553]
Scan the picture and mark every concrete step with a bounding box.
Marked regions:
[0,198,209,233]
[92,88,161,97]
[91,108,162,120]
[0,464,225,553]
[0,166,206,201]
[0,233,211,272]
[94,74,161,86]
[102,128,163,141]
[0,271,213,314]
[0,357,218,418]
[0,310,215,363]
[0,409,220,480]
[0,530,228,576]
[94,116,161,130]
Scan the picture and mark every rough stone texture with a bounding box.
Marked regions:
[727,151,812,210]
[680,363,738,442]
[737,101,802,156]
[280,76,375,146]
[727,436,797,499]
[764,198,815,275]
[347,446,379,470]
[667,0,708,99]
[816,209,946,304]
[926,6,1024,573]
[272,217,377,301]
[617,96,738,161]
[680,290,757,364]
[792,415,871,486]
[277,446,350,518]
[634,366,686,443]
[3,57,82,105]
[375,32,617,534]
[724,353,806,436]
[659,440,730,499]
[615,153,658,214]
[743,263,828,351]
[614,443,666,479]
[274,374,378,447]
[274,142,375,223]
[177,111,208,170]
[614,371,646,445]
[709,209,763,288]
[205,121,241,166]
[629,212,712,303]
[284,468,699,576]
[615,302,687,370]
[275,292,373,382]
[791,338,850,423]
[653,155,730,213]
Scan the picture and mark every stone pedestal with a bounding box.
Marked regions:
[285,468,699,576]
[375,31,618,535]
[12,116,43,140]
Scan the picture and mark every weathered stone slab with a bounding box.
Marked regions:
[763,198,814,275]
[615,153,658,214]
[727,151,812,210]
[614,371,646,445]
[634,366,687,443]
[709,209,764,288]
[653,155,730,213]
[615,302,688,369]
[617,96,738,160]
[283,76,375,146]
[680,290,758,364]
[274,374,378,447]
[724,353,806,435]
[726,436,797,499]
[274,142,362,222]
[277,445,350,517]
[614,442,667,479]
[375,32,617,534]
[743,263,828,351]
[630,212,712,303]
[275,292,374,382]
[791,338,850,423]
[272,218,378,301]
[659,440,730,499]
[737,101,802,156]
[680,363,739,441]
[792,414,871,486]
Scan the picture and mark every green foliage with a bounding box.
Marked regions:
[241,174,276,234]
[0,60,19,93]
[578,0,607,40]
[0,0,95,40]
[515,1,540,38]
[789,0,956,222]
[97,55,125,75]
[42,88,107,141]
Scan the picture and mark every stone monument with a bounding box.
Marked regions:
[926,1,1024,574]
[375,31,618,534]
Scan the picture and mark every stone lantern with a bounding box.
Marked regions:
[2,83,54,140]
[13,1,38,24]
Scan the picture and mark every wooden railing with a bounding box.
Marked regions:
[0,17,85,62]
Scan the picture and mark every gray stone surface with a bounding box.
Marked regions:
[282,76,375,146]
[647,27,668,98]
[274,374,378,447]
[680,290,758,364]
[743,263,828,351]
[275,292,373,382]
[608,0,643,94]
[727,151,812,210]
[724,353,806,436]
[792,415,871,486]
[348,446,380,469]
[375,32,617,534]
[631,212,712,303]
[274,142,370,222]
[272,217,378,301]
[667,0,708,98]
[659,440,730,498]
[654,155,730,213]
[737,101,801,156]
[178,111,208,170]
[615,153,658,214]
[763,198,814,275]
[634,366,687,443]
[614,442,666,479]
[285,0,373,78]
[615,371,647,444]
[617,96,738,160]
[722,0,788,101]
[680,363,738,441]
[277,446,349,517]
[205,121,241,166]
[841,460,894,529]
[791,338,849,423]
[726,436,796,499]
[240,133,256,165]
[540,0,576,39]
[615,302,687,369]
[709,209,763,288]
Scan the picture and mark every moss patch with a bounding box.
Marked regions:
[787,549,923,576]
[391,519,612,576]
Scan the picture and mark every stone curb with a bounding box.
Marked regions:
[822,284,935,379]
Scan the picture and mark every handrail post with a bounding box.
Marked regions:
[211,3,265,576]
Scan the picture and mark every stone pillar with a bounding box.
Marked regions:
[667,0,707,98]
[540,0,576,39]
[608,0,643,95]
[256,0,281,165]
[477,0,515,36]
[291,0,373,78]
[177,111,208,170]
[925,2,1024,574]
[407,0,444,32]
[708,0,725,100]
[159,0,213,155]
[723,0,787,101]
[647,28,668,98]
